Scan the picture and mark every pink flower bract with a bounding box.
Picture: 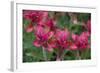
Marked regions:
[70,32,90,50]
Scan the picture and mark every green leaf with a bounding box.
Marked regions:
[69,24,85,34]
[57,15,70,28]
[78,13,91,22]
[80,49,91,59]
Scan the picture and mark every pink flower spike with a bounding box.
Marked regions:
[46,19,54,28]
[70,44,78,50]
[55,29,70,49]
[42,11,48,17]
[25,24,34,33]
[72,33,78,41]
[56,29,69,41]
[48,31,54,39]
[33,40,41,47]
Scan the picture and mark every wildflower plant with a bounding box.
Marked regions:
[23,10,91,62]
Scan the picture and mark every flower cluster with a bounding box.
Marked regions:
[23,10,91,60]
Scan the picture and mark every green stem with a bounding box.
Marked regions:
[42,47,47,61]
[56,49,64,61]
[76,50,81,60]
[61,49,68,60]
[56,49,61,61]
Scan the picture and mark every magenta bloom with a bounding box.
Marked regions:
[45,18,56,30]
[24,23,34,33]
[70,32,90,50]
[55,29,70,49]
[23,10,48,24]
[33,26,49,46]
[33,25,54,51]
[23,10,40,22]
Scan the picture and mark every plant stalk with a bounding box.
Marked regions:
[76,50,81,60]
[42,47,47,61]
